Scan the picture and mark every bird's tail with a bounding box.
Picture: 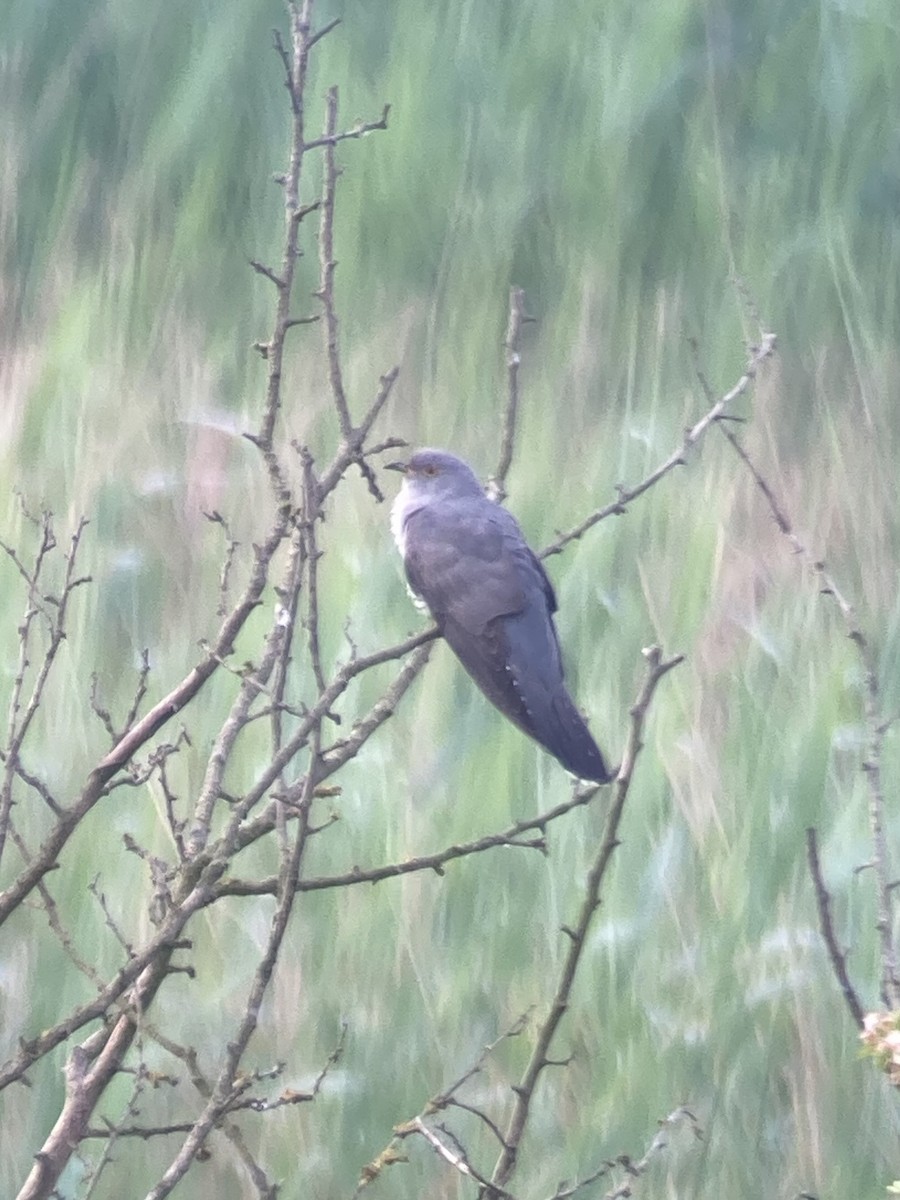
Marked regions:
[539,688,612,783]
[500,608,613,783]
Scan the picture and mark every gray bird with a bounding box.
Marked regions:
[387,448,612,783]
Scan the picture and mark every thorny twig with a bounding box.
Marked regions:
[718,412,896,1005]
[488,286,533,503]
[10,3,392,1195]
[0,515,90,870]
[318,86,353,440]
[358,1017,529,1194]
[488,647,683,1195]
[144,734,325,1199]
[806,828,865,1028]
[541,332,777,558]
[204,510,240,619]
[357,650,684,1200]
[601,1106,702,1199]
[218,769,601,897]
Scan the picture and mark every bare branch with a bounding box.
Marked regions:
[601,1106,701,1199]
[249,259,285,289]
[806,828,865,1029]
[308,16,341,48]
[197,626,436,863]
[317,85,353,439]
[488,286,532,503]
[489,647,684,1194]
[315,366,401,505]
[0,516,90,870]
[204,511,240,619]
[9,759,62,815]
[410,1117,515,1197]
[300,449,327,695]
[0,503,293,931]
[315,640,433,777]
[270,28,297,114]
[542,332,777,558]
[220,768,603,897]
[15,952,182,1199]
[283,313,319,331]
[720,419,897,1007]
[2,873,217,1095]
[185,536,301,859]
[256,0,314,454]
[361,1017,528,1195]
[303,104,390,150]
[145,739,324,1199]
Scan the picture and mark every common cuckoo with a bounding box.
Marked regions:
[387,448,612,783]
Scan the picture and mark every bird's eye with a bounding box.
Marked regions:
[423,465,439,477]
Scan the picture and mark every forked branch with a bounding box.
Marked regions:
[487,647,683,1196]
[720,418,896,1008]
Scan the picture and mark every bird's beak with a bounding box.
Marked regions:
[385,460,408,474]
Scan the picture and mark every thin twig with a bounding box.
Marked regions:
[185,531,301,859]
[219,768,601,897]
[13,942,187,1198]
[249,259,284,288]
[304,104,390,150]
[720,420,897,1006]
[317,85,353,439]
[488,286,532,503]
[0,516,90,870]
[308,15,341,48]
[488,647,684,1195]
[360,1017,528,1194]
[145,735,324,1199]
[806,828,865,1028]
[204,511,240,619]
[601,1106,701,1199]
[301,449,327,694]
[315,366,401,505]
[200,629,436,858]
[541,332,777,558]
[410,1117,514,1197]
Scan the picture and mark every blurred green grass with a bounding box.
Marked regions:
[3,0,900,1196]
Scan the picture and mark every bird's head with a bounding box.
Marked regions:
[385,449,483,502]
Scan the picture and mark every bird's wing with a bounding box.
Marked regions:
[403,500,554,633]
[403,500,565,736]
[501,602,610,780]
[402,498,609,780]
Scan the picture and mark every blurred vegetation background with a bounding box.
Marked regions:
[2,0,900,1196]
